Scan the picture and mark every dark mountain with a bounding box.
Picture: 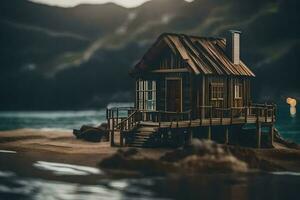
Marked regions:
[0,0,299,110]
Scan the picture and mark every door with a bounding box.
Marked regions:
[166,79,182,112]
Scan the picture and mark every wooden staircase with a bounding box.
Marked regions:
[128,124,158,147]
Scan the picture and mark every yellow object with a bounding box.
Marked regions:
[287,98,297,107]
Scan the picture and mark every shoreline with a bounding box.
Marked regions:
[1,129,300,173]
[0,129,171,168]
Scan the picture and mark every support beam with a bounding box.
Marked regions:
[188,129,193,145]
[120,132,124,147]
[207,126,212,140]
[110,131,115,147]
[225,126,229,145]
[256,123,262,148]
[269,124,274,147]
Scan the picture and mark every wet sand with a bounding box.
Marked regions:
[0,129,170,167]
[1,129,300,172]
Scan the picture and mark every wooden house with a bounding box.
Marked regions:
[107,31,276,148]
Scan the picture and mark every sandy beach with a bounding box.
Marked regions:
[0,129,300,172]
[0,129,170,167]
[1,129,300,200]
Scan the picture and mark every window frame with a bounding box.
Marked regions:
[136,80,156,111]
[210,82,224,101]
[234,82,243,99]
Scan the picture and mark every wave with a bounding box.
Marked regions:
[271,171,300,176]
[0,150,17,154]
[33,161,102,176]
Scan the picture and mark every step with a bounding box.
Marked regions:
[129,142,153,147]
[134,138,149,143]
[139,121,159,127]
[137,127,157,132]
[136,132,155,136]
[133,135,151,140]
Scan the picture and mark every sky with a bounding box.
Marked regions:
[29,0,195,8]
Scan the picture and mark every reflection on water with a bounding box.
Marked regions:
[0,170,159,200]
[290,106,296,117]
[271,171,300,176]
[0,169,299,200]
[0,150,17,154]
[33,161,102,176]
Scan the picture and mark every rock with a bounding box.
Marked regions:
[161,139,227,162]
[99,139,249,175]
[162,139,248,173]
[73,123,109,142]
[99,148,176,176]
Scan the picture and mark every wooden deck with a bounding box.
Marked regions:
[138,116,274,129]
[106,104,276,148]
[107,104,276,132]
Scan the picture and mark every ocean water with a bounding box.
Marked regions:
[0,103,298,143]
[0,147,300,200]
[0,102,133,131]
[0,102,299,200]
[0,152,299,200]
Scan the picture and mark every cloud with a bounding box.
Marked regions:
[29,0,151,8]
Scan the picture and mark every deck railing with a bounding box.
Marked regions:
[106,104,276,132]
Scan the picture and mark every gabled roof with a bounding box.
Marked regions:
[133,33,255,77]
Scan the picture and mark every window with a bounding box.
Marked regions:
[210,83,224,100]
[136,80,156,110]
[234,83,242,99]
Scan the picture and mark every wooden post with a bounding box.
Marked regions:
[269,124,274,147]
[176,112,179,128]
[111,111,115,146]
[200,107,203,126]
[220,109,223,125]
[225,126,229,145]
[256,122,261,148]
[244,107,248,123]
[207,126,211,140]
[116,108,119,125]
[107,110,110,132]
[210,107,213,125]
[188,129,193,145]
[158,112,161,128]
[110,131,115,147]
[189,110,192,127]
[272,104,275,123]
[120,132,123,147]
[230,108,233,124]
[264,103,268,123]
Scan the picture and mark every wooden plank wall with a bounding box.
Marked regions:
[196,75,251,109]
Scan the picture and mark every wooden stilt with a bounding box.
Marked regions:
[111,112,115,147]
[207,126,211,140]
[120,132,123,147]
[225,126,229,145]
[110,131,115,147]
[188,129,193,144]
[256,122,261,148]
[269,125,274,147]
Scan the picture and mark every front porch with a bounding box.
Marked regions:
[106,104,276,148]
